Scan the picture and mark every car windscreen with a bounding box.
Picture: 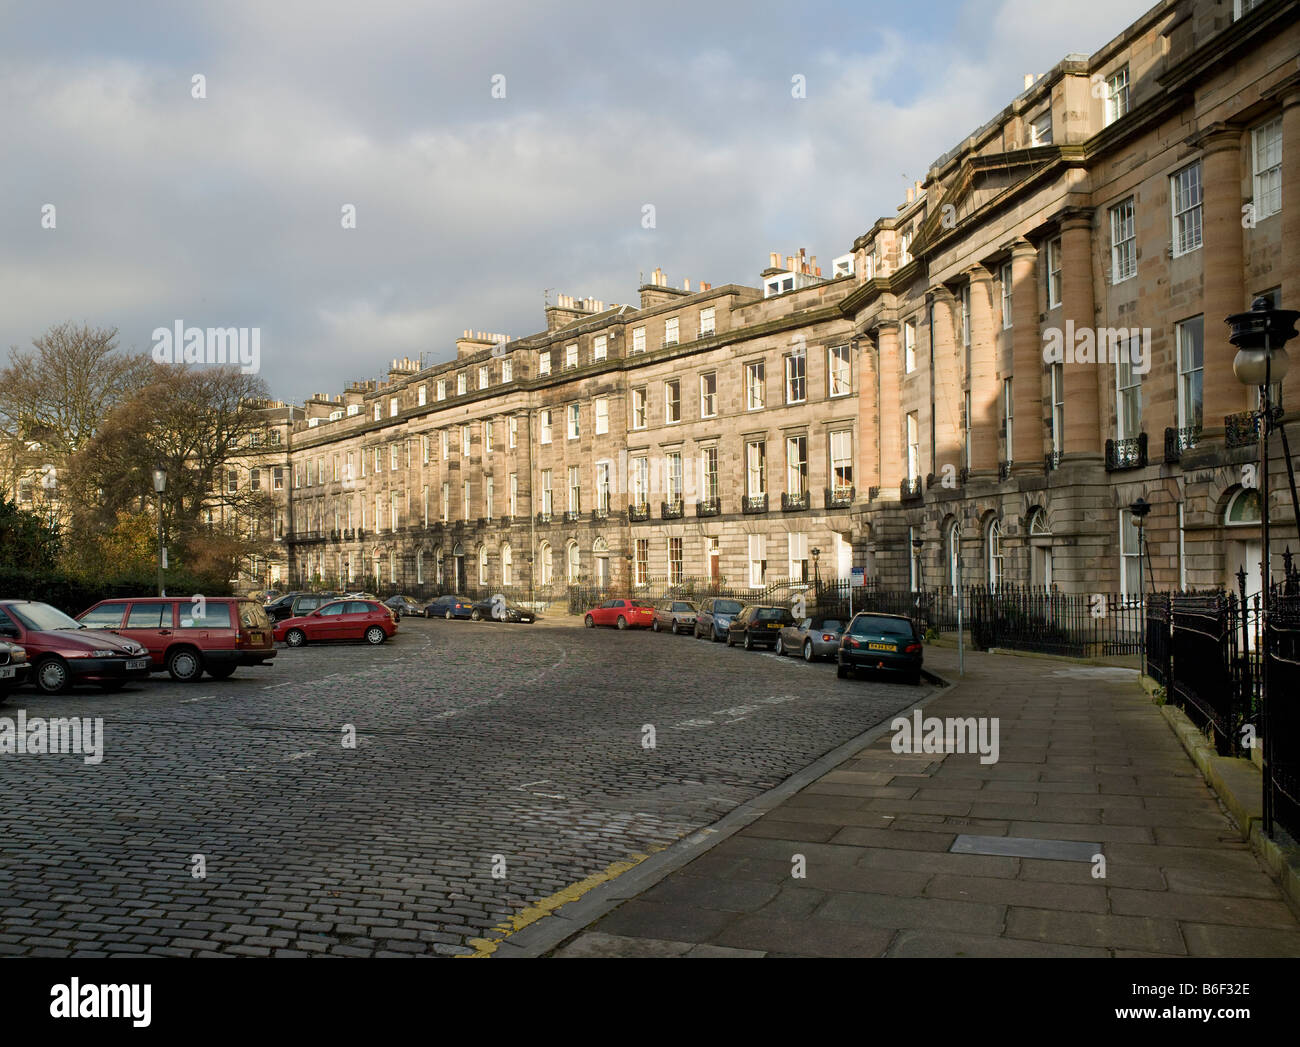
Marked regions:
[851,616,915,638]
[713,600,742,614]
[673,602,696,612]
[632,601,655,608]
[9,602,83,631]
[754,607,790,621]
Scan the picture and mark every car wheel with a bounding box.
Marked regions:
[775,637,785,656]
[716,628,726,643]
[34,657,71,695]
[365,626,386,645]
[671,621,679,635]
[471,609,482,621]
[285,629,307,648]
[585,615,595,628]
[207,665,236,680]
[445,610,454,620]
[745,632,756,651]
[837,662,850,679]
[167,647,203,682]
[804,641,814,662]
[651,620,660,632]
[616,616,628,630]
[726,632,734,647]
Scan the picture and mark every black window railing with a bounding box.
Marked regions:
[742,494,768,514]
[1044,450,1062,473]
[1104,432,1147,471]
[1163,424,1201,463]
[824,485,854,509]
[998,461,1011,481]
[781,491,810,512]
[661,499,684,520]
[900,478,922,501]
[628,502,651,522]
[1225,411,1262,450]
[696,498,722,517]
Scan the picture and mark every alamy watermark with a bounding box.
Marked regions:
[151,321,261,374]
[0,710,104,765]
[890,710,1000,765]
[1042,321,1150,374]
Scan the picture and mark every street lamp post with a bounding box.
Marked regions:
[912,535,925,633]
[1129,496,1151,678]
[810,546,821,603]
[626,552,634,599]
[152,466,167,597]
[1227,295,1298,838]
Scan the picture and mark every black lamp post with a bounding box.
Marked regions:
[1227,296,1298,838]
[626,552,635,598]
[810,546,821,594]
[1129,496,1151,677]
[152,466,167,596]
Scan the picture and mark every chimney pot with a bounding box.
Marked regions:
[1024,73,1034,90]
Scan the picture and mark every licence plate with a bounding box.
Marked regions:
[768,623,782,628]
[0,666,14,679]
[127,658,150,670]
[868,643,896,651]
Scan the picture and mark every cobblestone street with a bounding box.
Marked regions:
[0,618,929,956]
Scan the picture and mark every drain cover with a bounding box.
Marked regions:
[950,834,1099,862]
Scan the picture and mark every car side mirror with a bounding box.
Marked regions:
[0,625,19,639]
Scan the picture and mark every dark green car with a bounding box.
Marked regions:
[726,605,795,650]
[837,612,923,684]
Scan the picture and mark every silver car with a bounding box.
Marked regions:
[652,600,698,634]
[776,615,846,661]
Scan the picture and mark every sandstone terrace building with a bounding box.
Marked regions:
[13,0,1294,608]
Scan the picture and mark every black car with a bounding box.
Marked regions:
[837,612,923,684]
[270,592,340,622]
[469,599,536,623]
[426,594,475,620]
[265,591,312,622]
[694,597,743,642]
[384,595,426,619]
[726,605,795,650]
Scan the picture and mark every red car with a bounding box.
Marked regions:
[273,599,398,647]
[78,596,277,682]
[0,600,152,694]
[583,599,656,630]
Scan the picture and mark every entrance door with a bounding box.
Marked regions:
[1031,543,1053,587]
[708,537,720,583]
[595,555,609,589]
[1226,539,1262,602]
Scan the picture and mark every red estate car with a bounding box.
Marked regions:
[583,599,656,630]
[273,599,398,647]
[78,596,277,682]
[0,600,152,694]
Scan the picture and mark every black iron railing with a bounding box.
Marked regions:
[825,486,854,509]
[998,461,1011,481]
[1105,433,1147,471]
[661,499,684,520]
[628,502,650,522]
[1225,411,1262,450]
[742,494,768,514]
[968,585,1144,658]
[696,498,721,517]
[1163,425,1201,463]
[781,491,810,512]
[1044,450,1062,473]
[900,478,922,502]
[535,511,552,525]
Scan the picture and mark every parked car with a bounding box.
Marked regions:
[727,605,796,649]
[384,595,426,619]
[78,596,277,682]
[0,600,152,694]
[270,592,340,622]
[469,599,536,623]
[0,640,31,702]
[426,594,475,620]
[694,598,744,642]
[583,599,655,630]
[265,591,309,621]
[776,614,846,662]
[652,600,697,634]
[274,599,398,647]
[837,612,923,684]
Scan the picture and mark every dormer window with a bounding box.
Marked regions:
[764,274,796,298]
[1030,110,1053,147]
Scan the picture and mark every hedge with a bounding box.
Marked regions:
[0,571,233,618]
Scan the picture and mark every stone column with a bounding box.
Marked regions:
[1199,124,1249,424]
[966,265,999,473]
[1280,86,1300,316]
[873,322,901,493]
[928,286,963,479]
[1008,239,1044,473]
[1058,209,1102,457]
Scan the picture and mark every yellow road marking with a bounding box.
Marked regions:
[461,847,666,957]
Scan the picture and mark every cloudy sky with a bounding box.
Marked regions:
[0,0,1145,403]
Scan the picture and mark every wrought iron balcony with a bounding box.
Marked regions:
[661,499,685,520]
[535,511,552,525]
[867,485,880,501]
[476,516,488,528]
[1163,425,1201,463]
[628,502,651,522]
[998,461,1012,481]
[1044,450,1062,473]
[958,466,970,486]
[824,485,854,509]
[695,498,722,517]
[1104,432,1147,472]
[498,515,511,527]
[1225,411,1263,450]
[564,510,582,523]
[592,506,609,521]
[742,494,768,514]
[782,491,810,512]
[901,478,923,502]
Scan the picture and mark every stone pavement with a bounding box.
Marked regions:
[553,647,1300,957]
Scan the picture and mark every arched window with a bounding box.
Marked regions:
[538,541,552,585]
[1225,487,1262,526]
[478,544,488,585]
[945,518,961,594]
[593,537,610,588]
[567,540,581,584]
[986,518,1003,590]
[501,543,512,586]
